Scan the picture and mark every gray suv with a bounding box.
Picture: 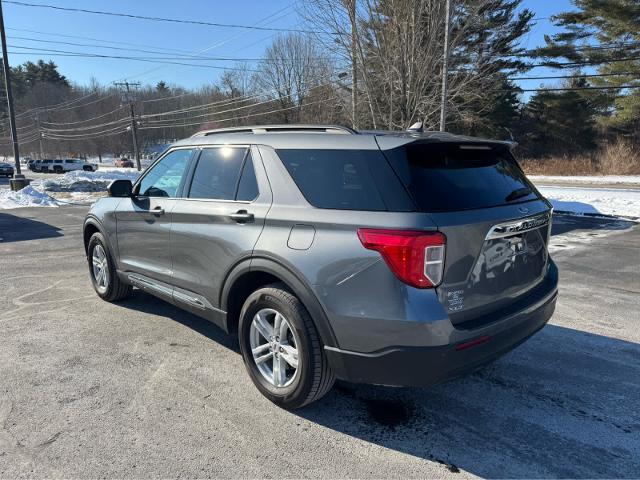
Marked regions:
[83,125,558,408]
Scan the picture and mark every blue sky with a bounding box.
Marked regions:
[3,0,576,92]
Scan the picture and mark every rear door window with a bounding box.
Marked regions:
[236,154,259,201]
[276,149,413,211]
[383,143,539,212]
[187,147,251,201]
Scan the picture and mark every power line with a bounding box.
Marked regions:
[511,71,640,81]
[14,90,98,118]
[8,37,283,61]
[43,123,128,138]
[4,1,322,34]
[41,118,129,132]
[506,85,640,92]
[42,127,128,141]
[40,105,126,126]
[529,55,640,68]
[140,96,339,131]
[118,4,295,83]
[503,41,640,59]
[40,76,349,134]
[6,27,213,56]
[8,46,262,72]
[140,75,350,120]
[7,35,232,58]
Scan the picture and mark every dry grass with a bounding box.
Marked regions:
[521,140,640,176]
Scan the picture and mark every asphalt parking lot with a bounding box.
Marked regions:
[1,206,639,478]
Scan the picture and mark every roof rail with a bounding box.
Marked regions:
[191,124,357,137]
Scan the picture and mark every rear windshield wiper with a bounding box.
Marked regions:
[505,187,532,202]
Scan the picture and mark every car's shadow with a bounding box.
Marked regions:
[117,289,239,353]
[120,288,640,477]
[295,324,640,478]
[551,212,635,236]
[0,212,63,242]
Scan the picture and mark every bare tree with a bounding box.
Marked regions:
[253,33,335,124]
[302,0,533,131]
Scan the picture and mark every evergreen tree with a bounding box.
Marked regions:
[156,80,169,93]
[518,77,597,157]
[534,0,640,133]
[449,0,533,137]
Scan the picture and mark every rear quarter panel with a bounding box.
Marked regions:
[255,146,451,353]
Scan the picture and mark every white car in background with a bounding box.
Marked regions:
[40,158,99,173]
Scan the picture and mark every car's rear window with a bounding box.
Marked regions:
[383,143,539,212]
[276,149,413,211]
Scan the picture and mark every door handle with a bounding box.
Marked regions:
[137,207,165,216]
[229,210,254,223]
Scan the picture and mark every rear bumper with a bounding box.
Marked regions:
[325,265,558,387]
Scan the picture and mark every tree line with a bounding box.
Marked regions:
[0,0,637,163]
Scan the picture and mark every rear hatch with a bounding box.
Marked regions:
[380,139,552,326]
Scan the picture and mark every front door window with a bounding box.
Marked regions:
[138,149,193,198]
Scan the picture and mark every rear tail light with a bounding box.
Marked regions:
[357,229,446,288]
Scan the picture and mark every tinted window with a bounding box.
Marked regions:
[138,149,192,197]
[188,147,247,200]
[384,143,539,212]
[276,149,413,211]
[236,156,259,201]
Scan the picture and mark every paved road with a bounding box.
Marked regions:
[0,207,638,478]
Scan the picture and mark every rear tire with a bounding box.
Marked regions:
[238,284,335,409]
[87,232,132,302]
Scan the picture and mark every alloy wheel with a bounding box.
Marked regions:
[92,244,109,290]
[249,308,300,388]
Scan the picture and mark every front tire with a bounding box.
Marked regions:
[238,284,335,409]
[87,232,132,302]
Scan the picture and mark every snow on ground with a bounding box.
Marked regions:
[40,169,140,193]
[0,185,59,209]
[530,175,640,186]
[537,185,640,219]
[0,169,141,209]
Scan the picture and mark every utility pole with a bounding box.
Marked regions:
[0,0,22,179]
[34,109,44,159]
[115,81,141,171]
[439,0,452,132]
[345,0,357,130]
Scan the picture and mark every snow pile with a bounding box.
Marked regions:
[40,169,141,193]
[0,169,142,209]
[530,175,640,186]
[538,186,640,219]
[0,185,59,209]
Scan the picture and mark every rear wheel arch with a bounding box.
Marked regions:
[221,257,338,349]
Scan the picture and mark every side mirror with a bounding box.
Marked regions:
[108,179,133,197]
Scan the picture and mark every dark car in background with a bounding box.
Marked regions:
[0,162,14,177]
[83,124,558,409]
[114,157,134,168]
